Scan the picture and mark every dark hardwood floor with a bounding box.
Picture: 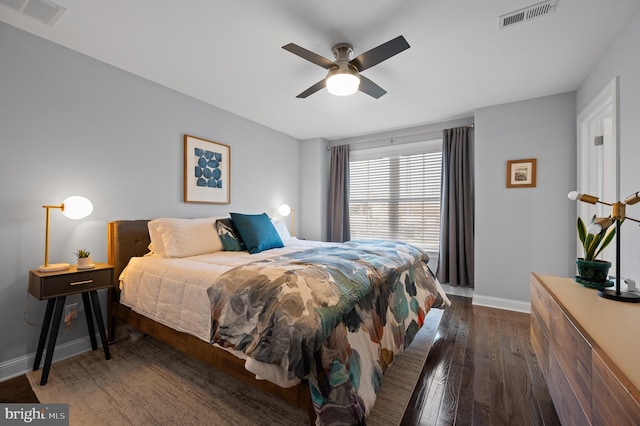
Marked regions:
[1,295,559,425]
[0,374,38,403]
[401,295,560,426]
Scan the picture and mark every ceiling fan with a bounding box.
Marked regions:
[282,35,410,99]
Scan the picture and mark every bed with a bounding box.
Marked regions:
[107,216,449,424]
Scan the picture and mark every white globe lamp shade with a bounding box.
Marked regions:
[279,204,291,217]
[62,196,93,220]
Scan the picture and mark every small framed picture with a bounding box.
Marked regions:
[184,135,231,204]
[506,158,537,188]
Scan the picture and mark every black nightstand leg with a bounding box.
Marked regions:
[81,292,97,350]
[33,298,56,371]
[40,296,66,385]
[89,290,111,360]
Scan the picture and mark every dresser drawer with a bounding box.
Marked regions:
[29,264,114,299]
[549,296,592,421]
[592,349,640,425]
[530,276,552,339]
[548,350,590,425]
[530,313,549,378]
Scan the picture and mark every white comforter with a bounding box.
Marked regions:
[119,238,336,387]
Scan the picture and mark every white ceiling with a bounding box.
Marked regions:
[1,0,639,140]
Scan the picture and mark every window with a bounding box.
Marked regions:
[349,140,442,252]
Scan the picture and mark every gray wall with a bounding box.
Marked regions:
[474,92,577,309]
[577,8,640,284]
[0,22,300,373]
[299,138,328,241]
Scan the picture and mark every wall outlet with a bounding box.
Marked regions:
[64,303,78,328]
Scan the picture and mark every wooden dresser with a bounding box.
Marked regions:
[530,273,640,425]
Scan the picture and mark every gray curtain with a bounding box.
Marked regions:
[437,126,474,287]
[327,145,351,242]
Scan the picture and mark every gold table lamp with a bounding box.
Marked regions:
[39,196,93,272]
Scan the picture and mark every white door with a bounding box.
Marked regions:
[576,76,619,264]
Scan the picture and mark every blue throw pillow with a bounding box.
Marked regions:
[230,213,284,254]
[215,218,246,251]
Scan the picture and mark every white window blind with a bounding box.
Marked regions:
[349,140,442,251]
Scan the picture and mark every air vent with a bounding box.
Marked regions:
[0,0,66,26]
[498,0,558,30]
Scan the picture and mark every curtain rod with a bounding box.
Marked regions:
[326,123,474,150]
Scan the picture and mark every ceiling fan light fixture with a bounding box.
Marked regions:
[326,67,360,96]
[283,36,409,99]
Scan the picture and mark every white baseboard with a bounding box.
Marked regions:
[438,284,530,313]
[0,335,99,383]
[472,294,531,313]
[440,283,474,298]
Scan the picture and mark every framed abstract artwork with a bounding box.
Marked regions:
[184,135,230,204]
[506,158,537,188]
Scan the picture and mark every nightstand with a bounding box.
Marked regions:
[28,263,114,385]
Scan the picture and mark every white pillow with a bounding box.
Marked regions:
[271,218,292,242]
[148,217,225,258]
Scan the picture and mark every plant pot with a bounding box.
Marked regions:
[576,258,611,283]
[77,256,93,269]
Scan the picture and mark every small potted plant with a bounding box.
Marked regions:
[74,249,93,269]
[575,215,616,285]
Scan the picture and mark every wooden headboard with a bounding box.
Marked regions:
[107,220,150,290]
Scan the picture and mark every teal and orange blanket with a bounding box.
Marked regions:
[208,240,448,424]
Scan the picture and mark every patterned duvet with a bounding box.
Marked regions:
[208,240,448,425]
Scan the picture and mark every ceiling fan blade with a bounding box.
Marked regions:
[350,35,410,72]
[358,75,387,99]
[282,43,335,69]
[296,80,326,98]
